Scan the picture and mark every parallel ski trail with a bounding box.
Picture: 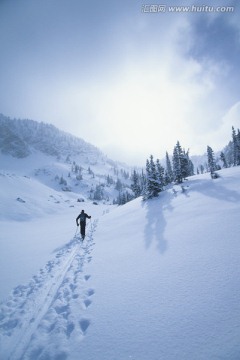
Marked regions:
[9,246,78,360]
[0,220,97,360]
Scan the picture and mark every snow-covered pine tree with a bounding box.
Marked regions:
[93,184,103,201]
[172,141,183,183]
[140,169,146,195]
[115,179,123,191]
[232,127,240,166]
[172,142,194,182]
[181,149,189,179]
[150,155,161,197]
[143,159,150,200]
[207,145,218,177]
[116,190,134,205]
[156,159,165,191]
[106,175,114,186]
[144,156,160,199]
[165,151,173,184]
[200,164,205,174]
[220,151,228,168]
[188,152,194,176]
[59,175,67,186]
[237,129,240,165]
[121,169,129,180]
[183,149,194,178]
[118,192,126,205]
[232,127,237,166]
[131,170,142,198]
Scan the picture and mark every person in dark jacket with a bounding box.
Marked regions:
[76,210,91,240]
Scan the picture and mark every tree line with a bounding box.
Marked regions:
[129,126,240,201]
[131,141,194,200]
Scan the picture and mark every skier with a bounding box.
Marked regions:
[76,210,91,240]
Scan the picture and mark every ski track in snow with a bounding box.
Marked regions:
[0,220,98,360]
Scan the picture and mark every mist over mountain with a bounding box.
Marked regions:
[1,113,238,207]
[0,114,108,161]
[0,114,132,204]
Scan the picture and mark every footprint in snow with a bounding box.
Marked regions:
[79,318,90,334]
[66,322,75,338]
[83,299,92,308]
[86,288,95,297]
[54,304,69,316]
[0,318,19,331]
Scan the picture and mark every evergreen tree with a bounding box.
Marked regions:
[181,149,189,179]
[232,126,240,166]
[131,170,141,198]
[165,151,173,184]
[121,169,129,180]
[172,141,183,183]
[140,169,146,196]
[172,142,194,182]
[237,129,240,165]
[59,175,67,186]
[116,190,134,205]
[220,151,228,168]
[200,164,204,174]
[106,175,114,186]
[76,173,82,181]
[93,184,103,201]
[207,146,217,175]
[144,158,150,199]
[183,149,194,177]
[65,155,71,163]
[149,155,160,197]
[156,159,165,191]
[113,167,119,176]
[232,126,237,166]
[144,156,161,199]
[115,178,123,191]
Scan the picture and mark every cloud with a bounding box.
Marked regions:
[205,101,240,150]
[0,1,239,166]
[20,10,234,166]
[67,20,229,164]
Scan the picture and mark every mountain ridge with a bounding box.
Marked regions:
[0,114,132,204]
[0,114,106,161]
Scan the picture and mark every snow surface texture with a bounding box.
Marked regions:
[1,166,240,359]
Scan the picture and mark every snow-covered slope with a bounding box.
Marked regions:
[0,114,101,160]
[0,167,240,359]
[0,115,132,204]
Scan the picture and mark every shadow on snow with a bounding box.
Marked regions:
[142,192,174,255]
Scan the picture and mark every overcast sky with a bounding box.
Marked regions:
[0,0,239,165]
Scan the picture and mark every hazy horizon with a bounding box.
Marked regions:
[0,0,239,166]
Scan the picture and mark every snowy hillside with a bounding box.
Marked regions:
[0,115,133,204]
[0,114,102,160]
[0,166,240,359]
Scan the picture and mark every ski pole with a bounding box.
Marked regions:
[74,226,78,237]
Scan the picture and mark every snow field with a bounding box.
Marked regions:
[75,167,240,360]
[0,166,240,359]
